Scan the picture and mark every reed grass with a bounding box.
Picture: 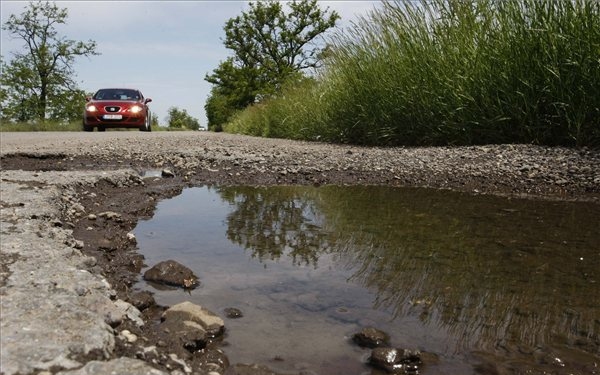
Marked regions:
[224,0,600,147]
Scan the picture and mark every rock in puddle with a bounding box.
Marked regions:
[163,301,225,337]
[369,347,422,374]
[224,307,244,319]
[352,327,390,348]
[143,260,199,289]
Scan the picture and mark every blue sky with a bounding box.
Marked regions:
[1,1,379,127]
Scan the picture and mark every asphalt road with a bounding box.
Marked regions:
[1,131,599,375]
[2,131,599,200]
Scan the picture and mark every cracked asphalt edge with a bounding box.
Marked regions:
[0,169,168,375]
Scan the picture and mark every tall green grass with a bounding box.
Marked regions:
[226,77,331,140]
[225,0,600,147]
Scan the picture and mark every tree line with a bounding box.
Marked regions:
[1,0,335,131]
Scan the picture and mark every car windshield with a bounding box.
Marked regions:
[93,89,140,101]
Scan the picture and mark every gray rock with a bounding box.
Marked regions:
[162,301,225,338]
[55,357,167,375]
[143,260,199,289]
[113,299,144,327]
[161,317,209,352]
[130,290,155,311]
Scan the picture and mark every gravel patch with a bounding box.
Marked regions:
[0,131,598,375]
[1,131,599,200]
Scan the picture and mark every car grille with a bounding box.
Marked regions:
[104,106,121,112]
[90,116,142,123]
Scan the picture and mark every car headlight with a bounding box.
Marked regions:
[130,105,143,114]
[86,105,97,112]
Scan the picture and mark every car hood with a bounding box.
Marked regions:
[91,100,142,106]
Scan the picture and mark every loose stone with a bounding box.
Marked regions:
[369,347,422,374]
[129,291,155,311]
[143,260,199,289]
[352,327,391,348]
[224,307,243,319]
[120,329,138,343]
[162,301,225,338]
[98,211,122,220]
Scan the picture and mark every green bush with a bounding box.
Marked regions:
[225,77,330,140]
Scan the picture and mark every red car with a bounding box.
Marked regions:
[83,88,152,132]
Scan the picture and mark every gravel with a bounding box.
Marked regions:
[1,131,599,200]
[0,131,598,375]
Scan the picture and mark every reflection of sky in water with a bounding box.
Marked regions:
[134,186,600,374]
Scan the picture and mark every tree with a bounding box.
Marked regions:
[204,0,339,129]
[205,87,237,132]
[1,1,98,122]
[150,111,159,128]
[166,107,200,130]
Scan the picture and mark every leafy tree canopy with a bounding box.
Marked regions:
[204,0,339,129]
[166,107,201,131]
[1,1,98,123]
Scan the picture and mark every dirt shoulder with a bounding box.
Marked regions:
[1,131,599,375]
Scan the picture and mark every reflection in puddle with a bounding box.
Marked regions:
[134,186,600,374]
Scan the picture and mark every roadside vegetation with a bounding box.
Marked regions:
[218,0,600,147]
[204,0,339,132]
[0,1,98,125]
[0,121,81,132]
[0,122,170,132]
[165,107,201,131]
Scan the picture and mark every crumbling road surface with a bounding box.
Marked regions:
[1,131,599,375]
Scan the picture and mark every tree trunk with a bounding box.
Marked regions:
[38,80,47,121]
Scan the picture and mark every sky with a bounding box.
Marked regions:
[1,1,380,128]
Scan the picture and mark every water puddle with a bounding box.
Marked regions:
[133,186,600,374]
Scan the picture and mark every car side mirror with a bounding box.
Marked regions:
[85,96,91,102]
[145,98,152,104]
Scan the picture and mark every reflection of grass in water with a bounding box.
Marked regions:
[318,186,600,354]
[216,185,600,359]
